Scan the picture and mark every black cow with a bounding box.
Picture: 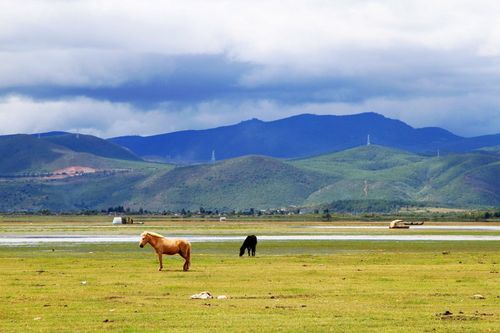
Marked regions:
[239,235,257,256]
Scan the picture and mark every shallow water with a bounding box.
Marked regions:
[0,234,499,246]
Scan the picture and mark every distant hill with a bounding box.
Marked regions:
[477,145,500,154]
[36,132,140,161]
[290,145,500,207]
[130,155,334,210]
[291,145,426,176]
[109,113,500,163]
[1,142,499,212]
[0,134,66,174]
[0,133,141,175]
[0,134,172,211]
[443,134,500,152]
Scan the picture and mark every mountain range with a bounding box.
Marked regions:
[110,113,500,163]
[0,113,499,211]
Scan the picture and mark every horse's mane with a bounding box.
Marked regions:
[142,231,164,238]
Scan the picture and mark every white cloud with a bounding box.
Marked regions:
[0,95,167,137]
[1,1,500,86]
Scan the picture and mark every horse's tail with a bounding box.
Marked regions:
[182,241,191,271]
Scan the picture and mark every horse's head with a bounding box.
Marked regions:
[139,232,150,248]
[239,246,245,257]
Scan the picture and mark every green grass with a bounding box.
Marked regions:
[0,219,499,332]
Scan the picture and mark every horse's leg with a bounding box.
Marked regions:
[157,253,163,271]
[252,246,255,256]
[180,245,191,271]
[247,247,250,256]
[185,245,191,271]
[181,255,189,271]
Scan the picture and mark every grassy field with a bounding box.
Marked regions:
[0,218,499,332]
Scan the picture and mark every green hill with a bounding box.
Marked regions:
[290,145,430,203]
[291,145,426,175]
[0,155,331,212]
[128,155,334,211]
[0,134,172,211]
[0,158,173,212]
[42,133,140,161]
[0,134,150,175]
[0,135,67,174]
[0,140,499,211]
[478,145,500,154]
[417,155,500,205]
[290,146,500,207]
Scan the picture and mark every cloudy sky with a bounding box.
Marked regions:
[1,0,500,137]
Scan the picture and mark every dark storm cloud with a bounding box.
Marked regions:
[0,55,255,106]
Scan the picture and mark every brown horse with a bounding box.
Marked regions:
[139,231,191,271]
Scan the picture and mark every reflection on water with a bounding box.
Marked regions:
[0,234,499,246]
